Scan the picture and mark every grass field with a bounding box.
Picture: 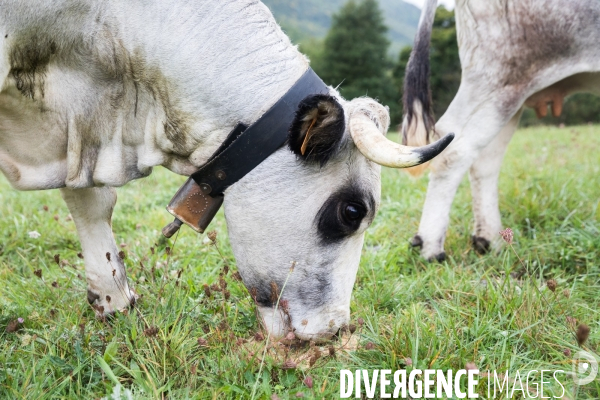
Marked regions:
[0,125,598,399]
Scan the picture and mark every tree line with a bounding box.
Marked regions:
[301,0,600,128]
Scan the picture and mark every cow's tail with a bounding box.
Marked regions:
[401,0,438,177]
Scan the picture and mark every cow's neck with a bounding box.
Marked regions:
[109,0,310,173]
[0,1,309,189]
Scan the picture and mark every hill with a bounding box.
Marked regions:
[261,0,421,55]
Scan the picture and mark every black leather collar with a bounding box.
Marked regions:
[162,68,329,237]
[192,68,328,195]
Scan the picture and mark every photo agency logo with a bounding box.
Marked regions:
[339,353,599,399]
[339,369,481,399]
[570,351,598,386]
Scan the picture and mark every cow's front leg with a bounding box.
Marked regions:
[468,110,522,254]
[60,187,136,314]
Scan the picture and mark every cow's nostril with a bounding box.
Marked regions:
[332,328,342,340]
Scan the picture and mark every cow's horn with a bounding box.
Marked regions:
[349,113,454,168]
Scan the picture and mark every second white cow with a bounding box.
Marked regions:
[403,0,600,260]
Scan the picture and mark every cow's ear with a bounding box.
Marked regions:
[288,94,345,165]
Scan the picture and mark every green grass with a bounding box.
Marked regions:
[1,125,598,399]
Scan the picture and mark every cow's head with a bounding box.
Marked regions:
[224,91,453,340]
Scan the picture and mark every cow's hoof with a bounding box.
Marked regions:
[427,252,446,263]
[410,235,423,248]
[87,287,137,316]
[471,235,491,254]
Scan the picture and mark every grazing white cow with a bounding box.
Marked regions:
[402,0,600,261]
[0,0,452,339]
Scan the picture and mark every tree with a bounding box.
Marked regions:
[393,5,460,120]
[312,0,399,123]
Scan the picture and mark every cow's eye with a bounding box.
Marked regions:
[341,202,366,225]
[342,203,364,222]
[316,186,374,244]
